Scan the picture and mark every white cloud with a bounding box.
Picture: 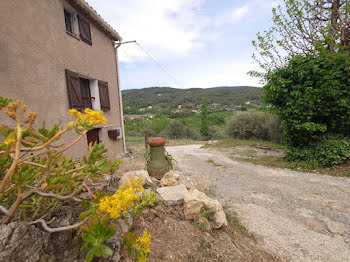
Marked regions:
[215,4,249,26]
[87,0,209,63]
[185,61,261,88]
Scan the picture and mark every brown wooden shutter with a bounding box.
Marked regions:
[78,14,92,45]
[66,69,84,111]
[98,81,110,111]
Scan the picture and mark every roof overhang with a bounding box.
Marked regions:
[69,0,122,42]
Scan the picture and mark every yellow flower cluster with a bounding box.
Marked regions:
[122,176,144,192]
[68,108,107,125]
[99,187,139,219]
[68,108,83,120]
[99,177,144,219]
[84,108,107,125]
[135,230,152,256]
[3,136,15,146]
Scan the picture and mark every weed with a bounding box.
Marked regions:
[159,252,166,260]
[199,222,207,232]
[204,184,216,197]
[199,236,212,251]
[201,206,215,220]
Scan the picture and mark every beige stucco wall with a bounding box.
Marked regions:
[0,0,124,159]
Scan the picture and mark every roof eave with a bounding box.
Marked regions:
[69,0,122,42]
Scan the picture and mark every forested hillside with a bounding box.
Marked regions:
[122,86,262,114]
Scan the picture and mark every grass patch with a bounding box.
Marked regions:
[234,156,350,177]
[208,138,284,149]
[126,136,201,147]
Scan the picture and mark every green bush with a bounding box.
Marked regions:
[264,51,350,147]
[225,111,282,142]
[285,135,350,167]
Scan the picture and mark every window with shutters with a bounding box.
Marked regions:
[63,7,92,45]
[66,69,111,112]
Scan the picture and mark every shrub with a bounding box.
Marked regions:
[264,51,350,147]
[285,135,350,167]
[225,111,282,141]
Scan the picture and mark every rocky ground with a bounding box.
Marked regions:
[167,144,350,262]
[0,145,281,262]
[118,147,281,261]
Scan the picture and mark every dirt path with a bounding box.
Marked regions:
[167,144,350,262]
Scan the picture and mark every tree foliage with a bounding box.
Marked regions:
[122,86,262,114]
[251,0,350,76]
[264,51,350,147]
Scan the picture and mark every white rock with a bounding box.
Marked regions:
[184,188,228,229]
[160,171,180,187]
[156,184,188,206]
[213,209,228,229]
[119,170,152,187]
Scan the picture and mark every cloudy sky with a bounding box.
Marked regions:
[86,0,279,90]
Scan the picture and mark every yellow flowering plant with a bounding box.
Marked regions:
[0,97,124,256]
[123,229,152,262]
[81,177,156,262]
[0,97,154,262]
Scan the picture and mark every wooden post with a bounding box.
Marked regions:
[144,130,148,149]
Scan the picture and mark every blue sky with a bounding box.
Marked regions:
[86,0,279,90]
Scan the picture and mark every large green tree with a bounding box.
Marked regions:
[251,0,350,76]
[264,51,350,147]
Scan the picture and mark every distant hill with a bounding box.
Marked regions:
[122,86,263,114]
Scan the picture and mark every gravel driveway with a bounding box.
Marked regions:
[167,144,350,262]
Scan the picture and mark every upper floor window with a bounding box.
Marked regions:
[64,8,92,45]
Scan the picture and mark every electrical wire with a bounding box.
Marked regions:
[134,41,184,88]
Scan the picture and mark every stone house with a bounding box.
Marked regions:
[0,0,126,158]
